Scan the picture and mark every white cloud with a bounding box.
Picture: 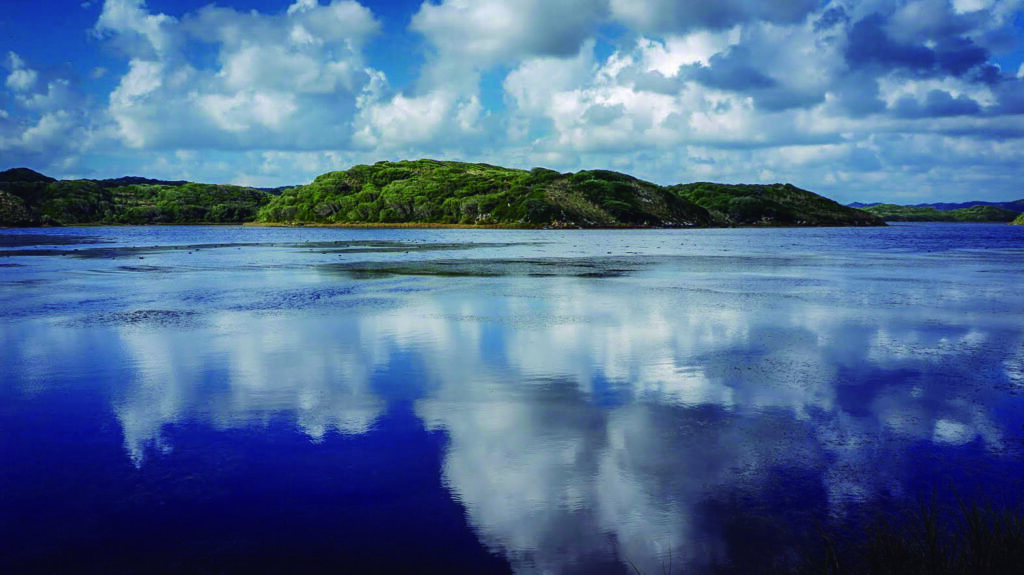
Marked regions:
[108,59,166,147]
[198,90,298,133]
[3,0,1022,201]
[17,79,74,112]
[0,53,89,170]
[93,0,381,151]
[19,112,74,152]
[639,29,741,75]
[877,75,996,108]
[5,52,38,92]
[951,0,994,14]
[95,0,177,58]
[411,0,605,67]
[353,89,482,148]
[505,36,820,156]
[287,0,319,15]
[402,0,610,103]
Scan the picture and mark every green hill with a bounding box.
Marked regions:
[0,168,274,226]
[256,159,712,227]
[1013,213,1024,225]
[860,204,1020,222]
[668,182,884,226]
[257,160,883,228]
[0,167,56,184]
[2,161,885,228]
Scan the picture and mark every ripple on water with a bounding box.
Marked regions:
[61,309,203,329]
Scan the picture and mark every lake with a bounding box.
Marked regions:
[2,224,1023,573]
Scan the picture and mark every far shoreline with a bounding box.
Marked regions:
[3,220,903,231]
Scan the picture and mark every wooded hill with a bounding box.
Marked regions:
[0,168,273,226]
[2,161,884,228]
[858,203,1022,222]
[255,160,883,227]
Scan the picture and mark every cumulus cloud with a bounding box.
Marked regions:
[95,0,380,150]
[486,0,1024,200]
[5,52,39,92]
[352,84,485,150]
[95,0,178,59]
[1,52,89,172]
[2,0,1024,198]
[411,0,606,70]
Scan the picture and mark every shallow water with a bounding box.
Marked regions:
[2,224,1023,573]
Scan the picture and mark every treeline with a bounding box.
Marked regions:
[2,161,886,228]
[859,204,1021,222]
[256,160,713,227]
[255,159,882,228]
[0,168,275,226]
[670,181,884,226]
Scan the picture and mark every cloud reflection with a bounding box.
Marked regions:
[4,245,1022,573]
[114,312,386,465]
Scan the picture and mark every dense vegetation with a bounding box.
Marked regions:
[0,168,274,226]
[737,497,1024,575]
[669,181,885,226]
[3,161,886,228]
[852,199,1024,212]
[256,159,713,227]
[1013,213,1024,225]
[256,159,882,228]
[860,204,1021,222]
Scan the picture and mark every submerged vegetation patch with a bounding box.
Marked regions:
[0,239,524,261]
[771,496,1024,575]
[0,232,110,247]
[324,257,647,279]
[63,309,203,329]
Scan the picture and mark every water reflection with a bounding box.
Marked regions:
[2,227,1023,573]
[407,279,1021,571]
[113,313,387,464]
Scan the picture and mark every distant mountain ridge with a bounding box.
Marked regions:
[91,176,191,188]
[850,199,1024,212]
[2,162,883,228]
[857,202,1022,222]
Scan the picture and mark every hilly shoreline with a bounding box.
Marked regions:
[858,203,1023,223]
[2,160,882,228]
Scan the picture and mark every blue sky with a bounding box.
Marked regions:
[2,0,1023,202]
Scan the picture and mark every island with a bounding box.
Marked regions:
[2,160,883,228]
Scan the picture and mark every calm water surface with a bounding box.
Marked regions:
[2,224,1023,573]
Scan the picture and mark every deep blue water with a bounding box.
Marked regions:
[1,224,1023,573]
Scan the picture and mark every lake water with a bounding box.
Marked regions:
[2,224,1023,573]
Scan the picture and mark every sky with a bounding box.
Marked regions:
[2,0,1023,202]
